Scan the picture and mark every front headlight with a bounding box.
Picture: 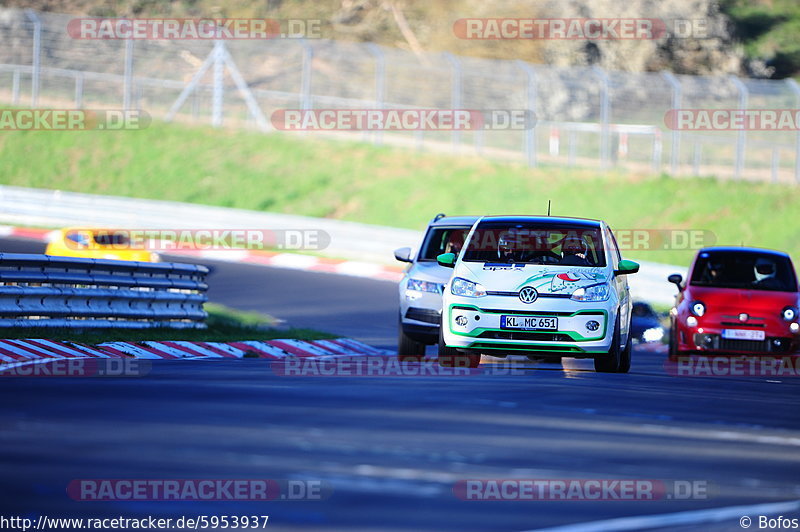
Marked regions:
[571,283,610,302]
[450,277,487,298]
[406,278,441,293]
[781,306,797,322]
[690,301,706,317]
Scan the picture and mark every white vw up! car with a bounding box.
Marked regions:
[436,215,639,372]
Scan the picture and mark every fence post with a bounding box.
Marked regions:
[443,52,462,153]
[366,43,385,146]
[24,9,41,107]
[693,142,702,176]
[123,38,134,110]
[652,130,663,173]
[74,73,83,108]
[211,41,225,128]
[662,72,682,176]
[300,40,313,111]
[786,79,800,183]
[11,69,20,105]
[592,66,611,170]
[771,148,780,183]
[516,60,538,167]
[729,76,748,180]
[568,130,577,166]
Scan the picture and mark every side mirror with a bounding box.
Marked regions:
[614,259,640,276]
[394,247,412,263]
[668,273,683,291]
[437,253,456,268]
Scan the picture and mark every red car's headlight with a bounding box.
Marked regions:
[690,301,706,317]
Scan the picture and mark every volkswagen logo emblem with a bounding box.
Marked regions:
[518,286,538,304]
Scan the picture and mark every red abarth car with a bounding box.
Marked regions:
[668,247,800,358]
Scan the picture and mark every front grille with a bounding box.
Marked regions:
[451,306,603,318]
[478,331,573,342]
[405,307,441,324]
[693,333,793,353]
[486,291,571,299]
[718,339,770,353]
[721,315,766,321]
[720,323,764,327]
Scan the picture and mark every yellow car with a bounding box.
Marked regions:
[45,228,159,262]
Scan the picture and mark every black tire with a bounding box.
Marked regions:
[594,316,621,373]
[438,328,480,368]
[618,332,632,373]
[668,319,679,361]
[397,324,425,362]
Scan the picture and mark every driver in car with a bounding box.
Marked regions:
[753,257,781,289]
[560,235,591,266]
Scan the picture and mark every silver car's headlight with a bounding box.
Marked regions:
[571,283,610,302]
[450,277,487,298]
[406,278,441,293]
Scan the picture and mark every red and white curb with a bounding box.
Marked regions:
[0,338,390,372]
[0,226,404,282]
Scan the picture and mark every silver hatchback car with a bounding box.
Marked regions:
[394,214,478,360]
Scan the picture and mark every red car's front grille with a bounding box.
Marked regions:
[693,333,793,353]
[717,339,771,353]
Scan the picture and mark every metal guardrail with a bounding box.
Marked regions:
[0,253,209,328]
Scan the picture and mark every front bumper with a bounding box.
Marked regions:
[442,296,615,357]
[399,284,443,344]
[674,315,800,355]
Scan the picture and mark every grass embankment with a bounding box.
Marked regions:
[1,121,799,266]
[0,303,335,343]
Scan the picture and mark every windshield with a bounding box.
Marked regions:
[690,251,798,292]
[419,226,471,261]
[93,232,131,246]
[462,222,606,267]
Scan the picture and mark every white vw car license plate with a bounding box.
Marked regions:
[501,315,558,331]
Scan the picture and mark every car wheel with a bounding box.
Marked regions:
[668,320,679,361]
[438,328,480,368]
[397,324,425,362]
[594,316,621,373]
[618,332,632,373]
